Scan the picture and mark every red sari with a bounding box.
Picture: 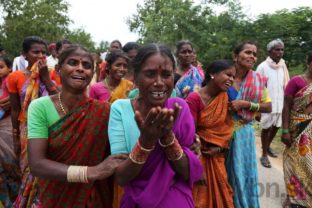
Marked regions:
[38,99,113,207]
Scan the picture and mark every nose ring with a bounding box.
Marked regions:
[153,82,157,86]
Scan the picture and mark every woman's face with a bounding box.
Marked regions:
[0,60,11,78]
[59,49,94,91]
[24,43,47,66]
[109,57,128,81]
[211,67,236,92]
[136,53,174,107]
[178,44,193,66]
[235,44,257,70]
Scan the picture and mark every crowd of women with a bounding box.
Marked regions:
[0,35,311,208]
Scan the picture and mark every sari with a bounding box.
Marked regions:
[89,79,133,104]
[187,92,234,208]
[226,70,266,208]
[13,62,49,208]
[175,66,204,98]
[108,98,203,208]
[36,98,112,208]
[283,84,312,207]
[0,115,21,207]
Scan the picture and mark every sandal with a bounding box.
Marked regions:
[260,156,271,168]
[267,147,278,158]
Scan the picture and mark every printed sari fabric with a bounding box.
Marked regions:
[175,66,204,98]
[38,99,112,208]
[283,84,312,207]
[187,92,234,208]
[226,70,266,208]
[0,115,21,207]
[13,62,49,208]
[109,79,133,103]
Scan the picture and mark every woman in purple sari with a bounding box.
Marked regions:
[108,43,203,208]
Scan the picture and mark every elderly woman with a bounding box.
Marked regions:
[89,50,133,103]
[226,41,272,208]
[108,43,203,208]
[174,40,204,98]
[26,45,127,207]
[281,52,312,208]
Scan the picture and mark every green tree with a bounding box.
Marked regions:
[66,28,96,51]
[96,40,110,53]
[0,0,70,57]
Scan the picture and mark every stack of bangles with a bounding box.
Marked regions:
[281,128,289,134]
[159,135,184,161]
[249,102,260,112]
[129,140,155,165]
[67,166,88,183]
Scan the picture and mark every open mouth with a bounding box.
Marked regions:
[71,75,86,80]
[151,91,167,99]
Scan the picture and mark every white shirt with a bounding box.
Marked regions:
[46,55,58,70]
[256,60,284,113]
[12,55,28,71]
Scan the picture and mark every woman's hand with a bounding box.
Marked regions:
[38,58,50,82]
[229,100,250,112]
[201,147,220,157]
[190,134,201,158]
[281,133,292,147]
[88,153,128,181]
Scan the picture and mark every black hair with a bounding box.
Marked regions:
[132,43,176,78]
[110,40,122,49]
[58,44,94,69]
[307,52,312,64]
[56,39,72,53]
[105,50,129,74]
[22,36,47,53]
[122,42,140,53]
[0,56,13,69]
[233,41,257,55]
[204,59,234,83]
[175,40,193,56]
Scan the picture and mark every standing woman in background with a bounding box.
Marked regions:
[7,36,58,208]
[89,50,133,103]
[226,41,272,208]
[174,40,204,98]
[281,52,312,208]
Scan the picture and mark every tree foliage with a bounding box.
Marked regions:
[128,0,312,68]
[0,0,97,57]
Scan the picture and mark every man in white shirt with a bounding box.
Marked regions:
[46,43,58,70]
[12,53,28,71]
[256,39,289,168]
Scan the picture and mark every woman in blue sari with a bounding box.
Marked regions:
[174,41,204,98]
[226,41,272,208]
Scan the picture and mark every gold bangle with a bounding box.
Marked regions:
[169,151,184,161]
[67,166,88,183]
[137,139,155,152]
[159,138,175,148]
[129,152,146,165]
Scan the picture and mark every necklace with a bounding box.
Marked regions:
[58,93,67,115]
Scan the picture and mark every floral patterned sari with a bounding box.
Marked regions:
[284,83,312,207]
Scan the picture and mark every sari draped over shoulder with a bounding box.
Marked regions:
[175,66,204,98]
[283,84,312,207]
[109,79,133,104]
[119,98,203,208]
[191,92,234,208]
[226,70,266,208]
[37,99,112,208]
[14,62,48,208]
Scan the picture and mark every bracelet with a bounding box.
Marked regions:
[163,138,184,161]
[249,102,260,112]
[67,166,88,183]
[282,128,289,134]
[129,141,151,165]
[137,139,155,152]
[159,138,175,148]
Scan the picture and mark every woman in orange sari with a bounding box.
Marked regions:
[186,60,236,208]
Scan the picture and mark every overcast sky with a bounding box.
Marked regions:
[67,0,312,45]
